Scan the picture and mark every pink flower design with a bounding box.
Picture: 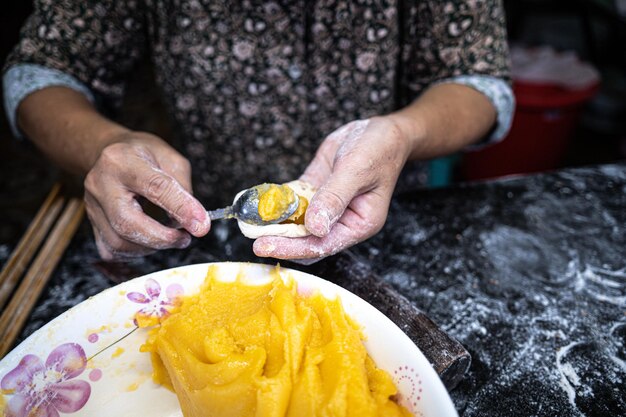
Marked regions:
[393,366,423,413]
[127,278,183,327]
[1,343,91,417]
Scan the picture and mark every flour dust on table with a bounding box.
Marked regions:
[352,165,626,416]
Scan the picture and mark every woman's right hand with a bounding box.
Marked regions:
[84,131,210,260]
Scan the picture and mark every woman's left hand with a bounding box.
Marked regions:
[253,116,411,263]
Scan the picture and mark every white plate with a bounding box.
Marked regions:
[0,262,458,417]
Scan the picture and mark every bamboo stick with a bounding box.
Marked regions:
[0,183,63,309]
[0,198,84,358]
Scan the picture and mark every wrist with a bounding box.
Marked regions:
[85,122,132,171]
[17,86,132,174]
[381,112,426,161]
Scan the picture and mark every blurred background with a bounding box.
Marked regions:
[1,0,625,242]
[439,0,626,185]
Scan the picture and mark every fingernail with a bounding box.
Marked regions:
[308,210,331,237]
[190,213,211,234]
[262,243,276,254]
[254,241,276,256]
[190,219,206,234]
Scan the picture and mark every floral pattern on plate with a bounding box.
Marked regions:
[1,277,182,416]
[127,278,184,327]
[1,343,91,417]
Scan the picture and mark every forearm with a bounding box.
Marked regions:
[388,83,497,161]
[17,86,130,175]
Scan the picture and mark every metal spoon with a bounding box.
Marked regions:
[207,183,300,226]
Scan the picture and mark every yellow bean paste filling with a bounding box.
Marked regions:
[284,195,308,225]
[141,266,412,417]
[258,184,297,222]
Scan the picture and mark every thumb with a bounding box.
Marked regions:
[161,157,193,194]
[129,162,210,237]
[305,169,361,238]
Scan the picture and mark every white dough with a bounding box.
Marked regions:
[236,180,316,239]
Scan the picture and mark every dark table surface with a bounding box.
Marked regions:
[1,162,625,416]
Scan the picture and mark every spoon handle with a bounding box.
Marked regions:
[207,206,235,221]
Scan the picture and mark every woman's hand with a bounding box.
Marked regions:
[84,131,210,260]
[253,116,411,263]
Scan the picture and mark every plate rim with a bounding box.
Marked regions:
[0,261,458,417]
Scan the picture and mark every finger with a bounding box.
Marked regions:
[254,207,367,259]
[91,225,156,261]
[123,163,210,237]
[160,156,193,193]
[305,163,366,238]
[88,191,192,250]
[159,157,195,227]
[255,191,388,260]
[253,222,356,260]
[85,196,158,260]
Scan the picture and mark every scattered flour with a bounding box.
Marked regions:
[556,342,583,409]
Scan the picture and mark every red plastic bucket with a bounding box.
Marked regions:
[461,80,599,180]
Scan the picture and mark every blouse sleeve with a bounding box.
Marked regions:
[3,0,147,114]
[408,0,511,86]
[3,64,97,138]
[402,0,514,144]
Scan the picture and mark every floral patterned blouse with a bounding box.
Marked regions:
[3,0,514,207]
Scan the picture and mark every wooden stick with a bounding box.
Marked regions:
[0,183,63,309]
[0,198,84,358]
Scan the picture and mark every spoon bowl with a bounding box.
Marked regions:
[207,183,300,225]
